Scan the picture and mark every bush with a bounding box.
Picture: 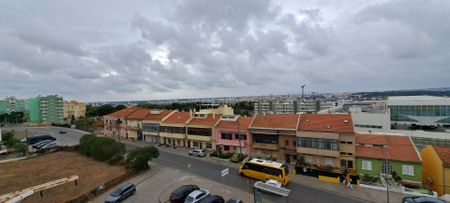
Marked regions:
[126,146,159,172]
[209,151,233,159]
[1,132,14,143]
[78,134,126,163]
[230,153,246,163]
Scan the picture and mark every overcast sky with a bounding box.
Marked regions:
[0,0,449,102]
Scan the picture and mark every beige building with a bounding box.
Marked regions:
[64,100,86,120]
[296,114,356,173]
[186,112,221,150]
[159,111,191,147]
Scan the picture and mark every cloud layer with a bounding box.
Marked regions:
[0,0,449,101]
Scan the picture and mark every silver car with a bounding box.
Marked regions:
[189,149,206,157]
[185,189,210,203]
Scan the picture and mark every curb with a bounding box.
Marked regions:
[135,162,161,186]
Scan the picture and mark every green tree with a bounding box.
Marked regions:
[79,134,126,163]
[114,104,127,112]
[126,146,159,172]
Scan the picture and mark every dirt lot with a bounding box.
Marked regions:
[0,151,126,203]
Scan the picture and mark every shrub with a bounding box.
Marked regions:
[126,146,159,172]
[392,171,402,182]
[1,132,14,143]
[230,153,246,163]
[78,134,126,163]
[210,151,233,159]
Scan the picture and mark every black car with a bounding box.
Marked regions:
[402,196,446,203]
[199,195,225,203]
[169,184,199,203]
[23,135,56,145]
[226,197,243,203]
[59,130,67,134]
[105,183,136,203]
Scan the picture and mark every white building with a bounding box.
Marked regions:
[388,96,450,126]
[351,107,391,131]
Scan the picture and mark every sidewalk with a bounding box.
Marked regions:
[158,176,253,203]
[291,175,405,203]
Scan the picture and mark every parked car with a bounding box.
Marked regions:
[185,189,210,203]
[226,197,242,203]
[59,130,67,134]
[39,142,57,150]
[188,149,206,157]
[402,196,446,203]
[199,195,225,203]
[22,135,56,145]
[170,185,200,203]
[105,183,136,203]
[32,140,53,149]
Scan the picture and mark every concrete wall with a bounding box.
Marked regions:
[352,111,391,131]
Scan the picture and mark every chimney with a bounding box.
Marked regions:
[213,113,216,119]
[189,109,193,118]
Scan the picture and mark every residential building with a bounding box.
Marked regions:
[125,108,151,141]
[388,96,450,127]
[198,104,234,115]
[103,107,139,139]
[296,114,355,172]
[64,100,86,120]
[142,109,174,143]
[27,97,40,123]
[356,133,422,187]
[421,145,450,195]
[159,111,190,147]
[249,114,300,163]
[39,95,64,124]
[186,112,221,150]
[254,101,336,114]
[351,108,391,131]
[214,115,253,155]
[0,97,26,114]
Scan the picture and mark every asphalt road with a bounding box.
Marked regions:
[154,151,364,203]
[2,125,87,146]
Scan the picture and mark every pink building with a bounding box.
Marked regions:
[103,107,139,139]
[214,116,253,155]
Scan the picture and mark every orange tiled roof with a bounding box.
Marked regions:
[162,112,190,125]
[106,107,139,117]
[187,114,221,127]
[145,110,173,121]
[250,114,299,130]
[127,108,152,120]
[355,134,421,163]
[298,114,353,133]
[433,146,450,166]
[216,116,253,131]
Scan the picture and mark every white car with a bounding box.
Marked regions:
[188,149,206,157]
[184,189,210,203]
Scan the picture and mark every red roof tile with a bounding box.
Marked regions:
[106,107,139,117]
[145,110,173,121]
[433,146,450,166]
[127,108,151,120]
[162,112,190,125]
[298,114,353,133]
[216,116,253,131]
[187,114,221,127]
[250,114,299,130]
[355,134,421,163]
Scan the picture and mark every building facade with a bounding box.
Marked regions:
[186,113,221,150]
[214,115,253,155]
[249,114,300,163]
[142,110,174,143]
[421,145,450,195]
[159,111,190,147]
[103,107,139,139]
[39,95,64,124]
[297,114,355,172]
[356,133,422,187]
[254,101,335,114]
[388,96,450,126]
[125,108,151,141]
[64,100,86,120]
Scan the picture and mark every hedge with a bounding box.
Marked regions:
[79,134,125,163]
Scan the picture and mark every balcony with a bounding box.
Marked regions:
[252,143,278,151]
[187,134,212,142]
[297,147,340,158]
[216,139,248,147]
[160,132,186,139]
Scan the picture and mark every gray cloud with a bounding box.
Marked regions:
[0,0,449,101]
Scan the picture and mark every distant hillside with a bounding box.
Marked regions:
[356,88,450,98]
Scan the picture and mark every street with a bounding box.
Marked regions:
[4,126,364,203]
[2,125,87,146]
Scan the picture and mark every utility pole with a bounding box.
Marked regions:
[382,143,390,203]
[301,84,305,98]
[238,117,242,154]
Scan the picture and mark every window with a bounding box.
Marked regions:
[347,160,353,168]
[305,155,312,163]
[298,137,339,150]
[159,126,185,134]
[381,162,392,174]
[193,141,199,147]
[362,160,372,170]
[324,158,334,166]
[206,143,212,148]
[292,140,296,147]
[223,145,230,151]
[285,140,289,146]
[221,133,232,140]
[187,128,212,136]
[253,134,278,144]
[402,165,414,176]
[235,134,247,140]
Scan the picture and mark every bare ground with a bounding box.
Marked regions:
[0,151,126,203]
